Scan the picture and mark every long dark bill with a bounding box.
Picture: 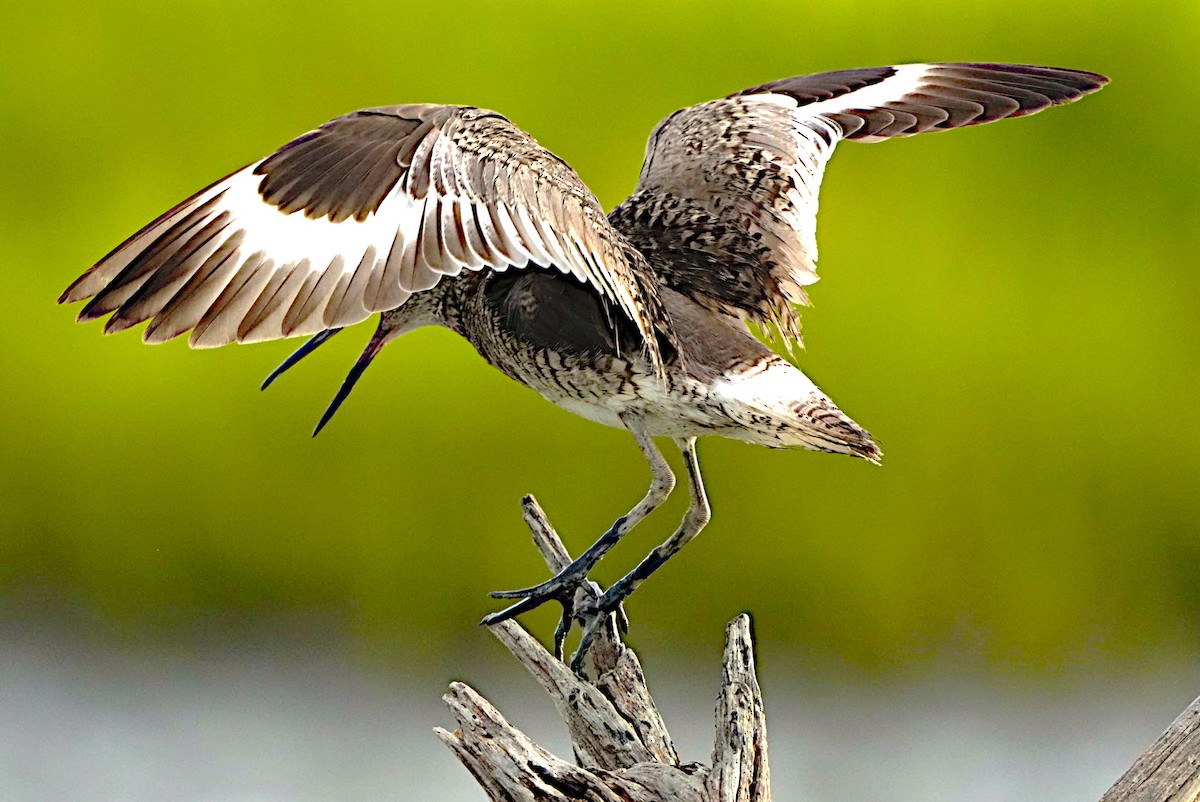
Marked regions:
[311,328,392,437]
[260,328,344,390]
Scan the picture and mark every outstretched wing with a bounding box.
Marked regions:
[609,63,1108,342]
[61,104,670,370]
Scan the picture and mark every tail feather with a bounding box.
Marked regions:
[712,356,881,461]
[791,395,881,463]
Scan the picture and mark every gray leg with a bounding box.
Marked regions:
[482,422,676,639]
[571,436,710,672]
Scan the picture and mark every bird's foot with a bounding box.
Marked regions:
[482,563,590,660]
[483,567,627,665]
[484,562,590,638]
[482,586,578,661]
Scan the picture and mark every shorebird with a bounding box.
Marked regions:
[61,63,1106,666]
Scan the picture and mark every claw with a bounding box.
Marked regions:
[552,600,576,661]
[484,581,582,664]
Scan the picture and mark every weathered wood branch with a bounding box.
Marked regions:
[437,493,1199,802]
[435,495,767,801]
[1100,694,1200,802]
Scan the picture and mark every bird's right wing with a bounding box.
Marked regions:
[61,104,672,371]
[611,63,1108,344]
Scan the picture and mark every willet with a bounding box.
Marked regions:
[60,63,1107,666]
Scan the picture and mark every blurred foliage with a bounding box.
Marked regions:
[1,0,1196,675]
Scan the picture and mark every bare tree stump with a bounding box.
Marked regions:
[435,495,767,802]
[437,494,1199,802]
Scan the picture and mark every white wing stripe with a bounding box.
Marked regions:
[787,63,934,120]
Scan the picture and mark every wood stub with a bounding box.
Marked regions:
[708,614,771,802]
[520,494,572,573]
[435,682,586,801]
[488,619,656,771]
[1100,695,1200,802]
[595,645,681,766]
[442,616,746,802]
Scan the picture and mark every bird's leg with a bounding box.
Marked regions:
[482,422,676,632]
[570,436,710,673]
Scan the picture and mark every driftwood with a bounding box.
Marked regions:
[437,494,1198,802]
[436,495,767,801]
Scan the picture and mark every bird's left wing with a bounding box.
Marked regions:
[610,63,1108,344]
[60,104,670,370]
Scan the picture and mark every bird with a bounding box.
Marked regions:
[60,62,1107,668]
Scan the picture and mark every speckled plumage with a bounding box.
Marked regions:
[420,272,878,456]
[60,62,1107,660]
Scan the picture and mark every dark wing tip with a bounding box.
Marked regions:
[931,63,1110,104]
[941,62,1109,88]
[58,281,84,306]
[782,62,1112,141]
[60,264,106,308]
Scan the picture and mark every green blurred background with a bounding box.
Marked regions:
[2,0,1198,795]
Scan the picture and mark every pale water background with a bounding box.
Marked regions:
[2,621,1193,802]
